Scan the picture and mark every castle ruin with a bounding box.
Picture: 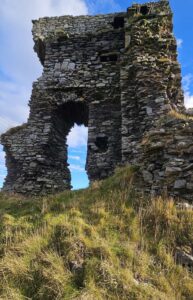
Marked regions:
[2,1,193,200]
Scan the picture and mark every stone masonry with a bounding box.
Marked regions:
[1,0,192,199]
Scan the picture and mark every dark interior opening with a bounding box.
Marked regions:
[35,38,46,66]
[76,89,83,98]
[100,55,108,63]
[57,36,69,42]
[113,17,124,29]
[95,136,108,152]
[140,5,149,15]
[100,53,118,63]
[57,101,88,127]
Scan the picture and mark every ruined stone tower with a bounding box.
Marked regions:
[1,1,185,195]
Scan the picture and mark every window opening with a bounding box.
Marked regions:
[113,17,124,29]
[100,53,118,63]
[95,136,108,152]
[140,5,149,15]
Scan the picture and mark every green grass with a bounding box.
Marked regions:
[0,166,193,299]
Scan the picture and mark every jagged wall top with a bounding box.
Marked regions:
[32,0,171,65]
[32,13,125,39]
[2,0,189,199]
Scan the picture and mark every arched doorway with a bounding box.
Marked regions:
[52,100,89,190]
[67,124,88,189]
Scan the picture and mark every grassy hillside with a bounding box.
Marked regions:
[0,166,193,299]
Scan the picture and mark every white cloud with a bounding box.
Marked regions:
[0,80,29,133]
[183,74,193,92]
[69,164,85,172]
[0,0,88,185]
[0,0,88,131]
[70,149,86,154]
[67,125,88,148]
[183,74,193,108]
[69,155,81,161]
[0,116,20,135]
[184,93,193,109]
[177,38,183,48]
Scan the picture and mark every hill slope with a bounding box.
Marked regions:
[0,167,193,299]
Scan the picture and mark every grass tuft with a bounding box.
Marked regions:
[0,166,193,299]
[169,109,193,121]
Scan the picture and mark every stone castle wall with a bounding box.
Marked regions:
[1,0,192,200]
[141,112,193,201]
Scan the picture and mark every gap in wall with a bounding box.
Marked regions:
[0,145,6,190]
[67,124,89,190]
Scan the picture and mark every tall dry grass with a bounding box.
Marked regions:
[0,166,193,299]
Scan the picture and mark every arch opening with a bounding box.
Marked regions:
[0,146,6,190]
[67,125,88,190]
[54,101,89,190]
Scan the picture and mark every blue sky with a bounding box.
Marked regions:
[0,0,193,190]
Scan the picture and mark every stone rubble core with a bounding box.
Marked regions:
[1,0,191,199]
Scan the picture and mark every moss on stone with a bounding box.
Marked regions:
[3,123,27,137]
